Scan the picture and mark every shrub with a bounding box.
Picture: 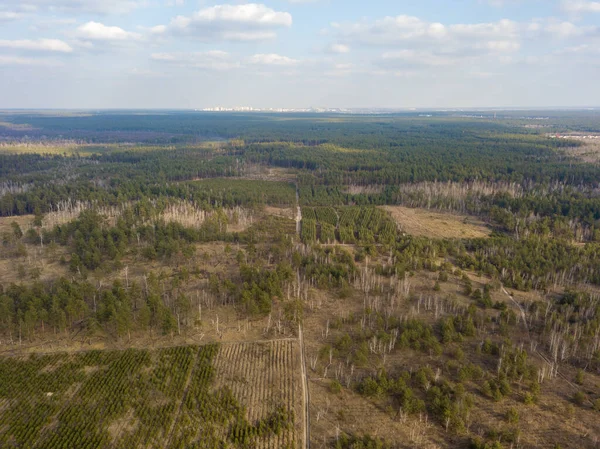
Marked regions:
[573,391,586,406]
[330,379,342,394]
[506,407,519,424]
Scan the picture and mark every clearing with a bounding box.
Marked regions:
[381,205,490,239]
[562,138,600,164]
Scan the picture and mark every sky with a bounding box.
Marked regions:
[0,0,599,109]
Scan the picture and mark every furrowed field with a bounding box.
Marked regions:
[0,341,302,449]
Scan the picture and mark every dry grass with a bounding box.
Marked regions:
[308,378,448,449]
[0,243,70,284]
[0,215,35,234]
[563,140,600,164]
[232,165,297,183]
[265,206,296,220]
[467,374,600,449]
[107,408,139,442]
[382,206,490,239]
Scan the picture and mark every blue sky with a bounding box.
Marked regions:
[0,0,599,109]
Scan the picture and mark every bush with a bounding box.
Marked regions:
[506,407,519,424]
[470,437,503,449]
[330,379,342,394]
[335,434,390,449]
[573,391,586,406]
[523,393,535,405]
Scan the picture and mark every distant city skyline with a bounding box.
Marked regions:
[0,0,599,109]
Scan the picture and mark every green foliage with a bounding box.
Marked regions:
[10,221,22,239]
[329,379,342,394]
[0,276,186,340]
[506,407,519,424]
[356,371,425,415]
[470,436,504,449]
[334,434,391,449]
[239,262,291,315]
[426,382,474,433]
[573,391,586,406]
[301,207,396,245]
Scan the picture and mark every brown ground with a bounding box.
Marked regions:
[382,206,491,239]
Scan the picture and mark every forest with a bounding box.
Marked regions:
[0,111,599,449]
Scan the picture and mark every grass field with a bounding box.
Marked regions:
[382,205,490,239]
[0,142,228,156]
[0,341,301,449]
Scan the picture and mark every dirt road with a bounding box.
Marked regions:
[296,186,302,237]
[299,324,310,449]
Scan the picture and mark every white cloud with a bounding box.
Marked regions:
[1,0,146,15]
[549,20,597,37]
[530,18,598,38]
[482,40,521,51]
[449,19,519,40]
[332,15,453,45]
[324,62,354,77]
[0,38,73,53]
[249,53,300,66]
[380,50,457,67]
[327,43,350,54]
[128,67,166,77]
[29,17,78,32]
[544,21,582,37]
[0,11,22,22]
[194,4,290,25]
[0,55,61,66]
[75,22,142,41]
[154,3,292,41]
[485,0,523,6]
[330,16,528,48]
[328,15,526,74]
[329,14,597,76]
[151,50,240,70]
[557,44,600,54]
[562,0,600,12]
[151,25,167,34]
